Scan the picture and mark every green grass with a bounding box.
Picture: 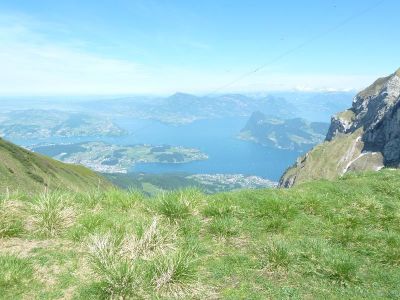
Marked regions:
[358,73,392,98]
[152,251,198,298]
[1,169,400,298]
[30,192,75,237]
[336,109,355,122]
[0,255,37,299]
[155,189,202,222]
[0,200,25,238]
[0,137,111,194]
[280,129,366,186]
[208,216,239,237]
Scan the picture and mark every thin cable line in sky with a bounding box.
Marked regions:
[205,0,386,96]
[128,0,386,137]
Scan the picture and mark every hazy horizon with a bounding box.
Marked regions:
[0,88,358,99]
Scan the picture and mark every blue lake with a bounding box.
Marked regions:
[12,117,301,182]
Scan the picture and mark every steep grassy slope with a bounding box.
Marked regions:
[1,169,399,299]
[279,129,381,187]
[0,138,111,193]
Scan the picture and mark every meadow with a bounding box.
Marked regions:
[1,169,399,299]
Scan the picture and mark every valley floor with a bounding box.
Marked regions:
[1,169,400,299]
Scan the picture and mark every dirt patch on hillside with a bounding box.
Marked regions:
[0,237,76,257]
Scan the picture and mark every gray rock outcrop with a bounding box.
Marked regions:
[279,68,400,187]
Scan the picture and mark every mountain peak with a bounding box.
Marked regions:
[280,67,400,187]
[249,110,265,119]
[357,68,400,99]
[169,92,196,98]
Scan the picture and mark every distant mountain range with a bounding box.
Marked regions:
[239,111,329,151]
[280,68,400,187]
[72,91,354,125]
[157,93,298,122]
[273,91,355,122]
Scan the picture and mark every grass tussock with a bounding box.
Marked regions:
[153,251,198,298]
[87,232,146,298]
[102,188,144,210]
[0,170,400,299]
[122,217,176,260]
[260,240,292,270]
[86,217,196,299]
[30,192,75,237]
[156,191,191,222]
[208,216,239,237]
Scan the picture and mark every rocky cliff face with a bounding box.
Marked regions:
[279,68,400,187]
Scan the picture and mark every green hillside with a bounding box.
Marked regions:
[1,169,399,299]
[0,138,111,193]
[280,129,365,186]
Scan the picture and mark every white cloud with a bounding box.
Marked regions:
[0,13,377,95]
[0,44,150,94]
[0,16,154,95]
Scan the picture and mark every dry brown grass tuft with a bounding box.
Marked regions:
[122,217,176,260]
[153,251,201,299]
[86,232,147,298]
[30,192,75,237]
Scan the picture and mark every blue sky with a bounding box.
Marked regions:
[0,0,398,95]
